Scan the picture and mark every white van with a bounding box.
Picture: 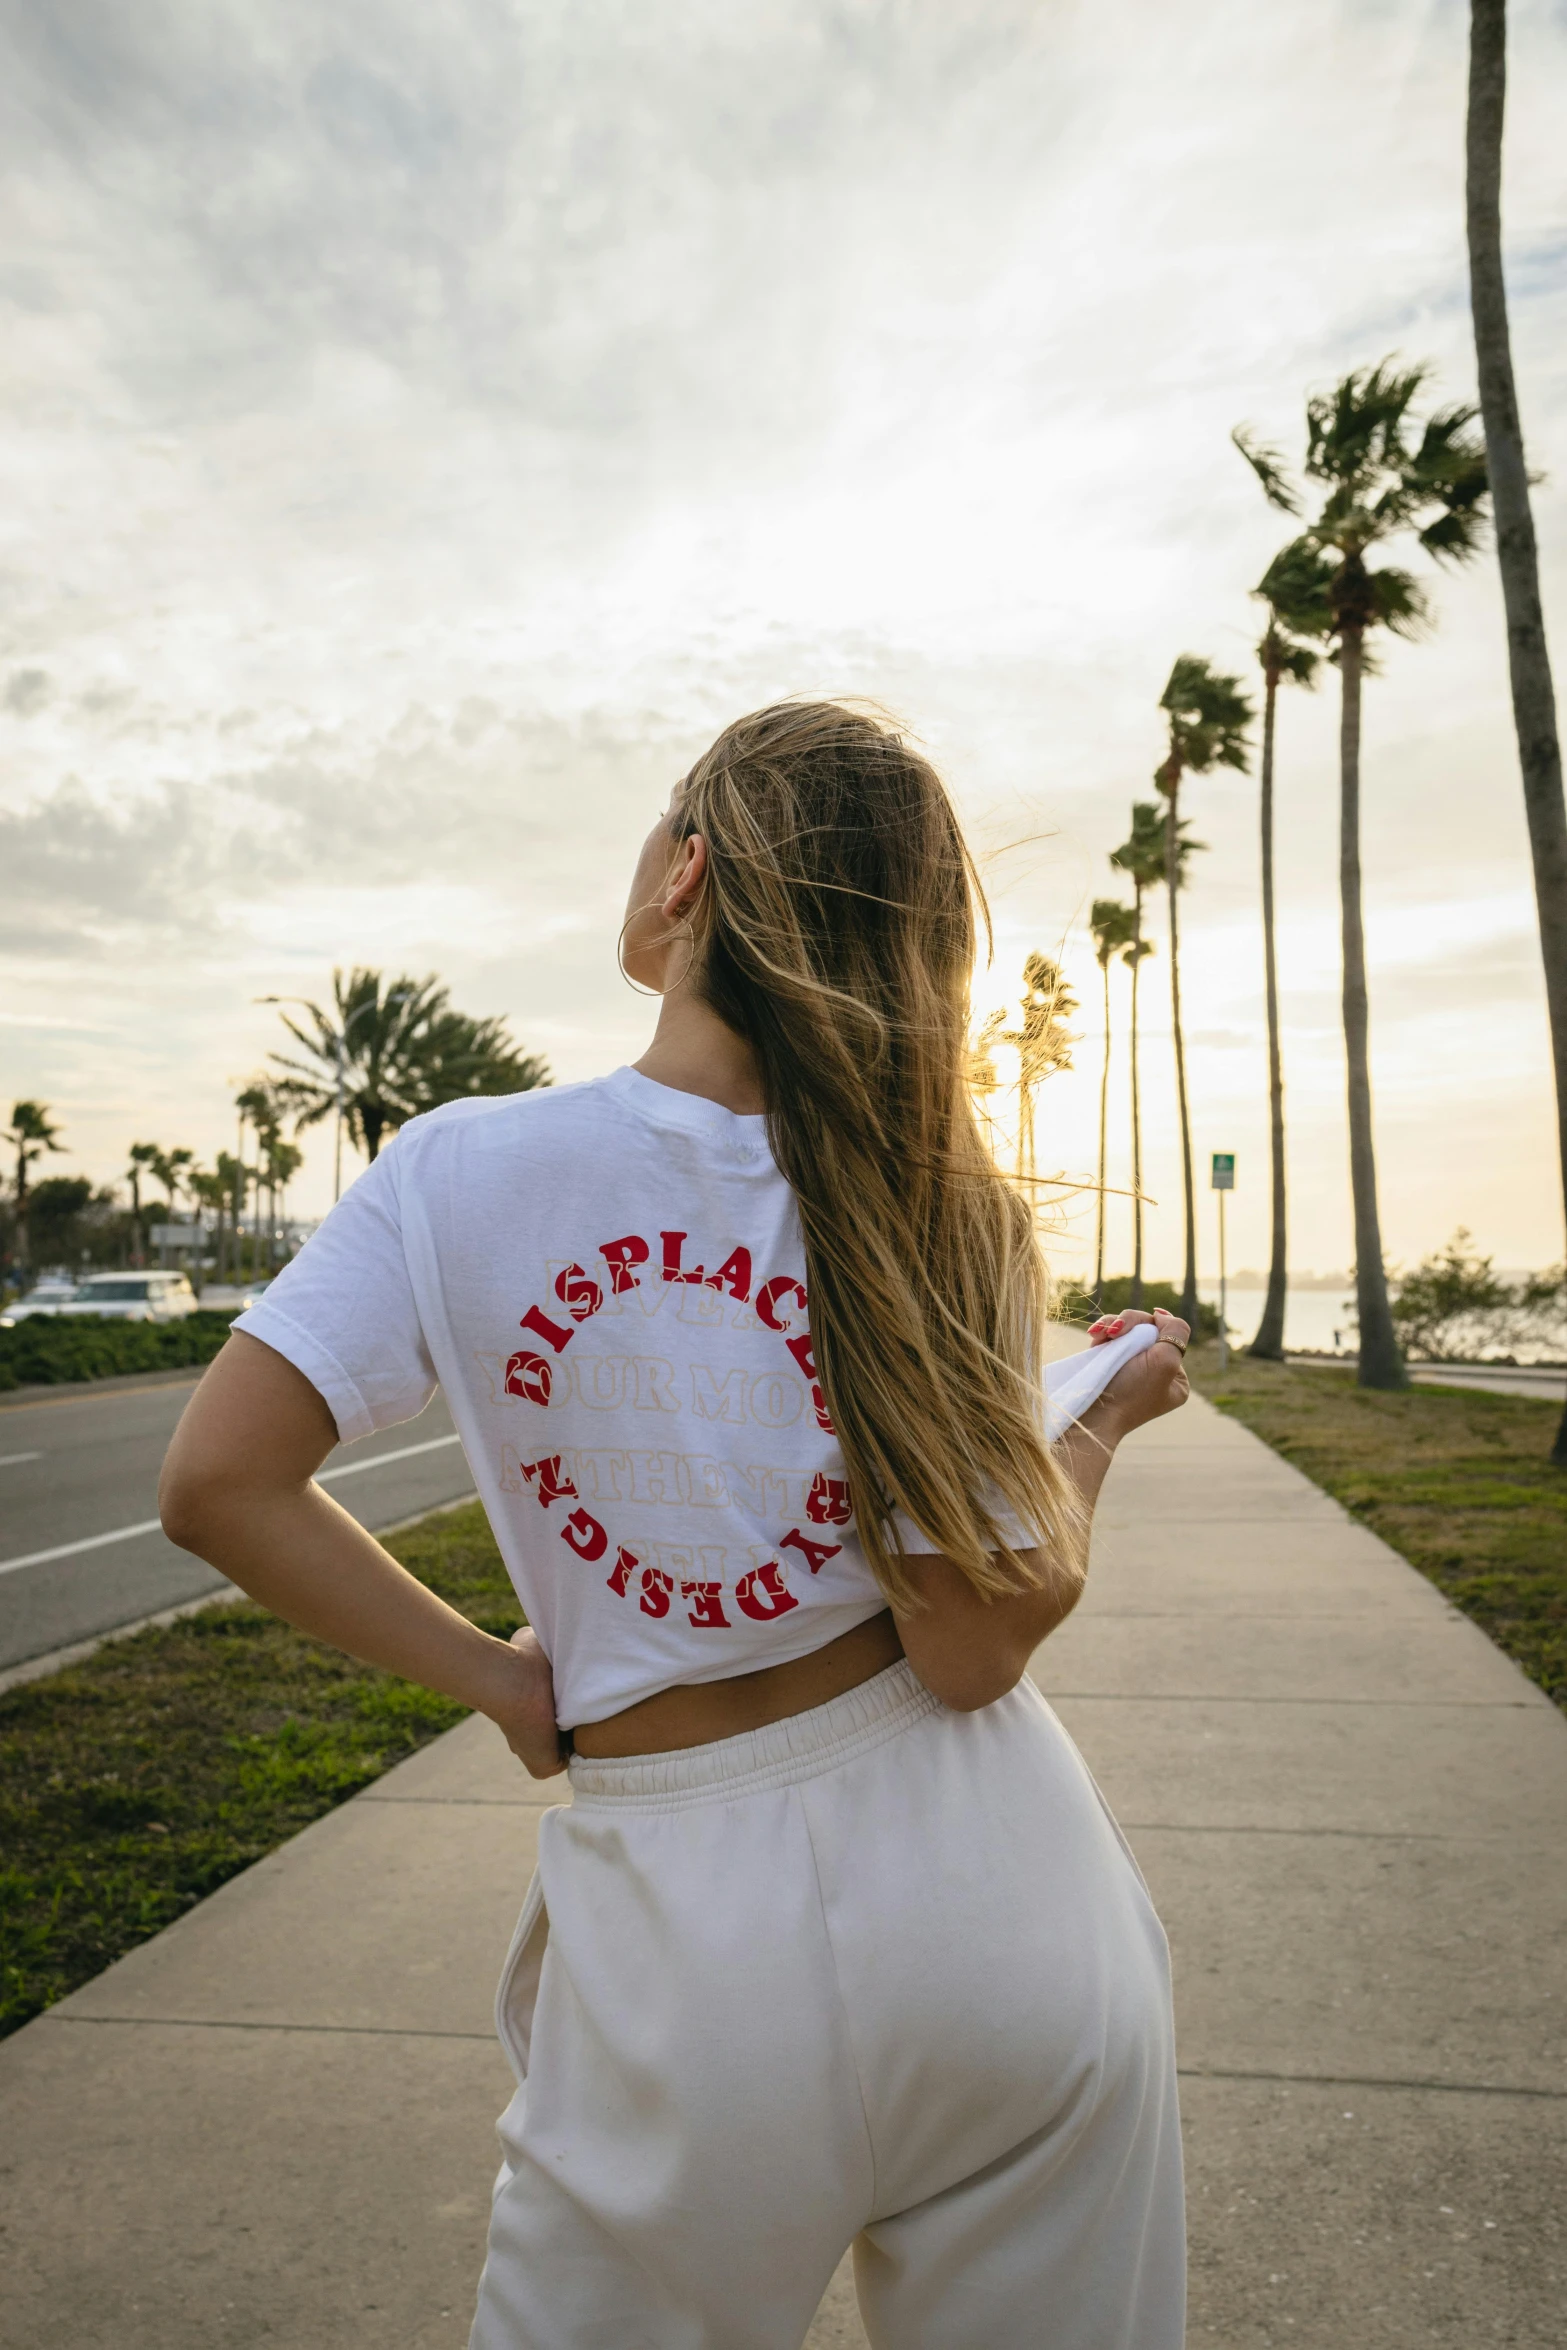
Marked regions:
[1,1275,82,1324]
[57,1272,199,1323]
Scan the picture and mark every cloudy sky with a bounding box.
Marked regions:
[3,0,1565,1284]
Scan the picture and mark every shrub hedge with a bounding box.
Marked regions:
[0,1310,238,1392]
[1052,1276,1222,1340]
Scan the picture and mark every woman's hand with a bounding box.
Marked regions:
[1084,1307,1191,1437]
[891,1308,1192,1713]
[485,1627,569,1780]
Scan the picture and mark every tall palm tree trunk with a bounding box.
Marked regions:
[1339,628,1407,1387]
[1165,791,1199,1325]
[1468,0,1567,1459]
[1095,960,1112,1304]
[1130,895,1145,1306]
[1251,671,1289,1358]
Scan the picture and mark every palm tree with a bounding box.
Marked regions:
[215,1151,248,1281]
[144,1146,193,1269]
[1227,475,1336,1358]
[147,1147,193,1218]
[1108,803,1169,1306]
[1467,0,1567,1459]
[1089,899,1139,1306]
[269,968,550,1183]
[268,970,442,1183]
[235,1081,285,1266]
[186,1167,226,1290]
[1003,953,1076,1187]
[126,1140,160,1267]
[1248,363,1489,1387]
[1154,657,1254,1325]
[5,1102,66,1270]
[263,1134,304,1268]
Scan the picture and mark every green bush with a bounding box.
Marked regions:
[1052,1276,1222,1340]
[0,1310,238,1392]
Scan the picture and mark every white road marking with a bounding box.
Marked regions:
[0,1433,465,1578]
[0,1452,42,1467]
[317,1433,464,1483]
[0,1519,164,1576]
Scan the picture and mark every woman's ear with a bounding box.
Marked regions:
[660,833,708,923]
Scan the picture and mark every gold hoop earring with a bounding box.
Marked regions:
[617,915,695,999]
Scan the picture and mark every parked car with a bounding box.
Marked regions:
[1,1276,84,1325]
[192,1281,270,1311]
[56,1271,199,1323]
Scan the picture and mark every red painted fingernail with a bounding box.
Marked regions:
[1106,1318,1125,1334]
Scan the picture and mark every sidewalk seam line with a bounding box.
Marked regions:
[1045,1693,1540,1709]
[358,1795,561,1807]
[1118,1822,1497,1841]
[46,2013,497,2042]
[1179,2064,1567,2103]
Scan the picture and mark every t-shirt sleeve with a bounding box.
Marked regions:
[888,1324,1160,1556]
[231,1141,437,1444]
[890,1490,1036,1557]
[1040,1320,1159,1437]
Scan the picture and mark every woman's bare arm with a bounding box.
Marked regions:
[159,1332,566,1776]
[892,1311,1189,1711]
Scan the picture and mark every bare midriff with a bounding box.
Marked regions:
[570,1608,907,1759]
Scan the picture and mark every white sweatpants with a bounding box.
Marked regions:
[470,1663,1184,2350]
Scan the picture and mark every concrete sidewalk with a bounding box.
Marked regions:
[2,1392,1563,2345]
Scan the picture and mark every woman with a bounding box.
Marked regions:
[161,701,1190,2349]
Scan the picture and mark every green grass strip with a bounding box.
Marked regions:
[0,1502,521,2039]
[1187,1348,1566,1713]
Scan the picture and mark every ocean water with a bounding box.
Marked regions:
[1197,1283,1357,1355]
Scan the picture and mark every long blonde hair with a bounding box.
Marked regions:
[677,700,1084,1609]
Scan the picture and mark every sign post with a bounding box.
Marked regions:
[1210,1154,1235,1370]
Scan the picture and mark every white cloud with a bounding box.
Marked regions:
[1,0,1564,1265]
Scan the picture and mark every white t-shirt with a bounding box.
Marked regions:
[235,1067,1154,1728]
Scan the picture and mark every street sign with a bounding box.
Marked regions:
[1210,1156,1235,1368]
[149,1225,201,1247]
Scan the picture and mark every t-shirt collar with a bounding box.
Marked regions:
[601,1065,772,1163]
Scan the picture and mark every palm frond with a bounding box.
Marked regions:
[1296,358,1494,647]
[1159,654,1253,776]
[1232,425,1301,515]
[1406,400,1485,489]
[1253,536,1335,638]
[1111,798,1203,888]
[1366,564,1429,640]
[1406,403,1490,564]
[402,1009,550,1112]
[1089,897,1139,963]
[264,1064,336,1132]
[1274,637,1322,687]
[1418,504,1487,563]
[1304,357,1429,491]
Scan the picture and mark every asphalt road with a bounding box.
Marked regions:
[0,1373,476,1674]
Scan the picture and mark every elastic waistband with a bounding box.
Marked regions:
[567,1660,942,1813]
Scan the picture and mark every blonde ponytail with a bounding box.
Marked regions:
[678,701,1084,1609]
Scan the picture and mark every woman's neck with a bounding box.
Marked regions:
[634,987,766,1115]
